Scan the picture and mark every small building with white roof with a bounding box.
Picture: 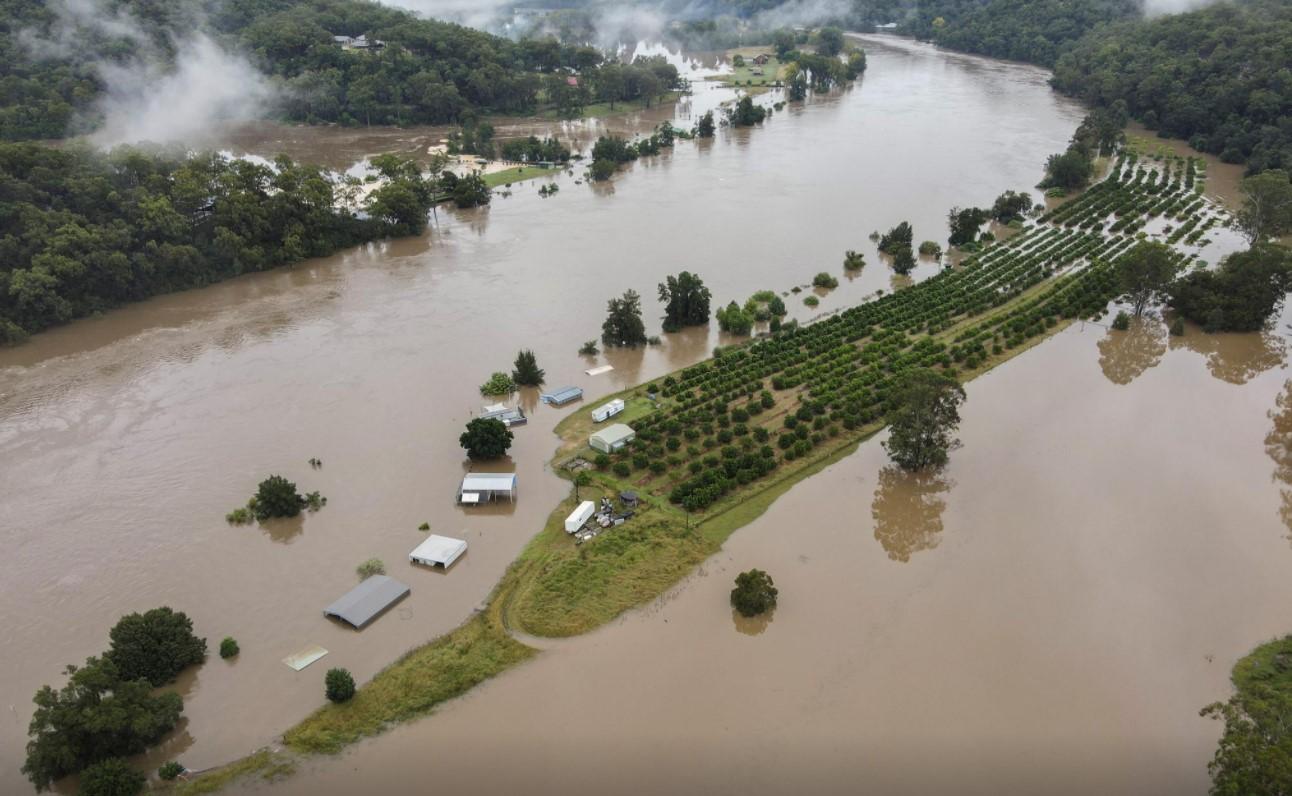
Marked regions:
[459,472,517,504]
[410,534,468,569]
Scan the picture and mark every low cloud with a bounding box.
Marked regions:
[90,34,277,148]
[1141,0,1220,15]
[20,0,277,147]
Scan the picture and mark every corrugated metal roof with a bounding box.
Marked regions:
[461,473,517,492]
[591,423,635,444]
[410,534,468,567]
[541,386,583,405]
[324,575,410,629]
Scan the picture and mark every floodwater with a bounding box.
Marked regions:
[268,311,1292,796]
[0,36,1253,793]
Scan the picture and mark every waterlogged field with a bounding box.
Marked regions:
[237,150,1240,791]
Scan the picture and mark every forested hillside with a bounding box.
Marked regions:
[1051,0,1291,172]
[0,144,435,342]
[0,0,604,140]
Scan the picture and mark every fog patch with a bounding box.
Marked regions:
[91,35,276,148]
[1141,0,1220,15]
[19,0,277,146]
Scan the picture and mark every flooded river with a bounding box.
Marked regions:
[266,310,1292,796]
[0,35,1263,794]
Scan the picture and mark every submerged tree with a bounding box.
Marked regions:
[844,250,866,270]
[77,757,146,796]
[459,417,513,461]
[658,271,712,331]
[991,189,1033,223]
[716,300,753,336]
[1116,240,1179,316]
[948,206,989,246]
[479,371,516,396]
[512,350,545,386]
[1168,243,1292,332]
[23,657,183,791]
[107,607,207,687]
[730,569,778,617]
[883,369,967,471]
[1200,634,1292,796]
[601,289,648,347]
[1234,169,1292,245]
[694,110,716,138]
[253,475,307,520]
[878,221,914,254]
[727,96,767,127]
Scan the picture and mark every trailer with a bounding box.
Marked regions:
[565,500,595,533]
[591,398,625,423]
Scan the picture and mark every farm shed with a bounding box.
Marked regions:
[410,534,468,569]
[540,386,583,406]
[565,500,596,533]
[590,424,635,454]
[324,575,410,629]
[459,472,517,504]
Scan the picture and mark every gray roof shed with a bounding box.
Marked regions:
[324,575,410,629]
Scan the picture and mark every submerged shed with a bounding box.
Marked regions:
[324,575,410,629]
[459,472,517,504]
[410,534,468,569]
[541,386,584,406]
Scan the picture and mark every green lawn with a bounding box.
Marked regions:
[707,54,786,88]
[483,164,561,189]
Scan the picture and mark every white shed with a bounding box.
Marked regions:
[410,534,468,569]
[459,472,517,504]
[589,423,635,454]
[591,398,625,423]
[565,500,595,533]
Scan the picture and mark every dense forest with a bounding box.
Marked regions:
[1051,0,1292,172]
[0,0,606,139]
[0,143,435,342]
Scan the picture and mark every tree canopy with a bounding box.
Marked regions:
[459,417,513,461]
[253,475,307,520]
[659,271,712,332]
[1116,241,1179,317]
[1168,244,1292,333]
[512,349,545,386]
[1201,634,1292,795]
[602,289,648,347]
[0,144,434,343]
[106,607,207,687]
[1235,170,1292,245]
[882,369,967,471]
[730,568,778,617]
[23,657,183,791]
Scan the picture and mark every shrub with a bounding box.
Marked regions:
[579,340,599,355]
[225,507,253,525]
[418,521,430,531]
[356,558,385,579]
[804,296,820,307]
[325,668,356,703]
[1112,311,1131,330]
[158,761,185,781]
[511,350,545,386]
[918,240,942,256]
[844,250,865,270]
[812,272,838,289]
[594,454,611,470]
[219,637,239,659]
[730,569,778,617]
[479,371,516,396]
[1170,317,1185,336]
[613,462,631,477]
[78,758,144,796]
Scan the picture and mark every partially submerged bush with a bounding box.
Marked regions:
[357,558,386,579]
[812,272,838,289]
[158,761,185,781]
[219,637,239,659]
[731,569,778,617]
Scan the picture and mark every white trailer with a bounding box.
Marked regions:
[591,398,625,423]
[565,500,595,533]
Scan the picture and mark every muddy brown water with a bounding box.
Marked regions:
[265,312,1292,796]
[0,36,1259,793]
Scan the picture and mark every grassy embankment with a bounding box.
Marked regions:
[183,150,1211,791]
[483,164,561,189]
[537,92,684,121]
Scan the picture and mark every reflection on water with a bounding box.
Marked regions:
[871,465,952,562]
[1170,322,1287,385]
[732,606,775,636]
[259,514,305,544]
[1097,316,1167,386]
[1265,381,1292,543]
